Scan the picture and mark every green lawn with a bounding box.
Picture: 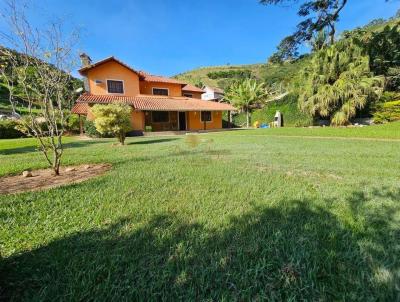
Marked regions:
[1,124,399,301]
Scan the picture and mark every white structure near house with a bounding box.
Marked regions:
[202,86,224,101]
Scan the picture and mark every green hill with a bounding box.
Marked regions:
[174,57,310,91]
[175,17,399,92]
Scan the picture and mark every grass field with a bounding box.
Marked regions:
[1,124,399,301]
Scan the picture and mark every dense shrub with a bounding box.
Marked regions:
[84,119,113,138]
[0,119,26,139]
[84,120,102,137]
[66,114,81,133]
[229,94,313,127]
[207,69,252,80]
[373,100,400,123]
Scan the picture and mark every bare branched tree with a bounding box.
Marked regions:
[0,0,80,175]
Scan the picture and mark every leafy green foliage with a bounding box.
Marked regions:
[207,69,252,80]
[84,120,102,138]
[296,38,384,126]
[261,0,349,62]
[91,104,132,145]
[225,79,268,127]
[65,114,81,133]
[231,94,313,127]
[0,119,25,139]
[373,100,400,123]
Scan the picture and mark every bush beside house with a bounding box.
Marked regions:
[228,94,313,127]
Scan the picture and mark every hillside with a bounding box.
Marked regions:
[0,46,82,114]
[175,17,399,92]
[174,57,310,91]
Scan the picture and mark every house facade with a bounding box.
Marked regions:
[201,86,224,101]
[72,54,235,133]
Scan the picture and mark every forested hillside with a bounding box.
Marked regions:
[0,46,82,114]
[176,16,400,127]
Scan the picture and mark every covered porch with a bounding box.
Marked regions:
[142,110,226,132]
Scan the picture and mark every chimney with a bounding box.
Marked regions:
[79,53,92,67]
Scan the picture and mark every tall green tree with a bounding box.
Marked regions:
[296,39,384,126]
[225,79,268,128]
[261,0,348,62]
[261,0,394,62]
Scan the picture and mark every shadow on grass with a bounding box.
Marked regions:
[0,188,398,301]
[127,138,180,145]
[0,140,109,155]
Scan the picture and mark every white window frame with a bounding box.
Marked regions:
[152,87,169,96]
[200,111,213,123]
[106,79,124,95]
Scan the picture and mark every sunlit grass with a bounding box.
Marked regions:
[0,126,399,300]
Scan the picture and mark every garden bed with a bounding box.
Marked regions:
[0,163,111,194]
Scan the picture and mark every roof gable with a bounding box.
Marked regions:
[79,57,143,78]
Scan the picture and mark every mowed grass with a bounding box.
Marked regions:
[0,124,400,301]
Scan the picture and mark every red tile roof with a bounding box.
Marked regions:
[182,84,205,93]
[78,57,143,77]
[75,93,235,112]
[139,71,186,85]
[71,103,89,114]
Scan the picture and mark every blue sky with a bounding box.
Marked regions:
[3,0,400,76]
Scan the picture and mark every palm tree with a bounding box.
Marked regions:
[297,38,384,126]
[225,79,268,128]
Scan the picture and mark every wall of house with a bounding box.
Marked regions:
[187,111,222,130]
[131,110,145,131]
[183,91,203,99]
[139,82,182,97]
[86,61,140,96]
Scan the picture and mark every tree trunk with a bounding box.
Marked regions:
[52,154,60,176]
[329,25,336,45]
[119,131,125,145]
[246,109,250,128]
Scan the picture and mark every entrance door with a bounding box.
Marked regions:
[179,112,186,130]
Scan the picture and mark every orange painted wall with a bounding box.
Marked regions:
[183,91,203,99]
[187,111,222,130]
[139,82,182,97]
[131,110,145,131]
[86,61,140,96]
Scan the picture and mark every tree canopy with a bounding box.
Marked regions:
[261,0,348,62]
[225,79,268,127]
[296,38,384,125]
[92,104,132,145]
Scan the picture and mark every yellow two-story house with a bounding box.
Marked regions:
[72,54,235,134]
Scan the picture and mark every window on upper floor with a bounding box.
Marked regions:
[152,111,169,123]
[183,93,193,98]
[152,88,169,96]
[201,111,212,122]
[107,80,124,94]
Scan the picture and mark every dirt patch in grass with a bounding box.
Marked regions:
[0,164,111,195]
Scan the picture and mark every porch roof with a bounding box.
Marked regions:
[74,93,235,112]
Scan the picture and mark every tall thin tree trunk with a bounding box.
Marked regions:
[246,109,250,128]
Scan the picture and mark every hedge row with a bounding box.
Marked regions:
[230,94,313,127]
[0,120,26,139]
[373,100,400,123]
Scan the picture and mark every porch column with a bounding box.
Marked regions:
[79,114,84,136]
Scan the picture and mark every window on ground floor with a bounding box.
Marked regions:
[201,111,212,122]
[152,111,169,123]
[183,93,193,98]
[152,88,169,96]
